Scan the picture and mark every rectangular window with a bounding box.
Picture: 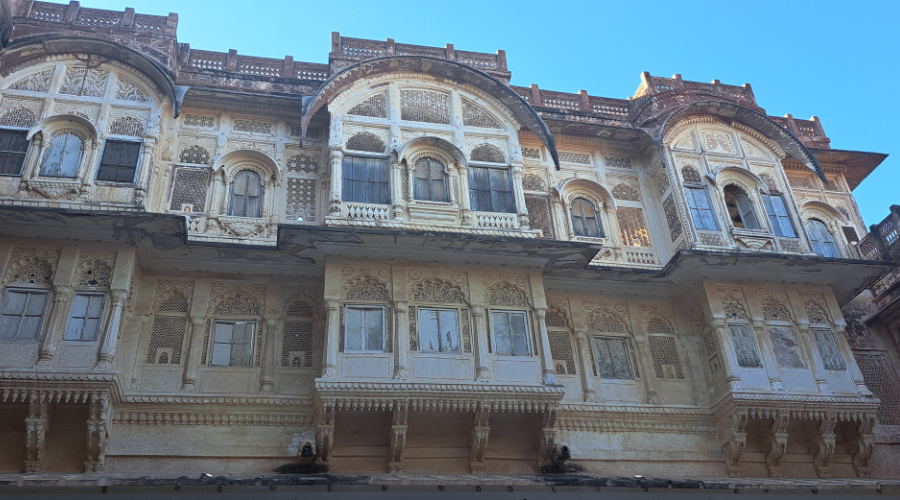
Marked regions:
[64,292,106,341]
[0,129,29,176]
[344,306,385,352]
[210,320,255,367]
[591,336,634,379]
[728,324,761,367]
[418,308,459,353]
[96,140,141,182]
[684,186,719,231]
[491,310,530,356]
[342,155,389,204]
[469,166,515,213]
[811,327,845,370]
[762,194,797,237]
[0,288,49,340]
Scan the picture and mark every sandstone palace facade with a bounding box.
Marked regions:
[1,0,899,492]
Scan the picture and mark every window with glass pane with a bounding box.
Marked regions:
[728,324,761,367]
[811,327,845,370]
[414,157,448,202]
[345,306,385,352]
[39,132,82,178]
[342,155,389,204]
[210,321,254,367]
[684,186,718,230]
[761,194,797,237]
[469,166,515,213]
[228,170,263,217]
[491,310,530,356]
[807,219,840,257]
[0,129,29,176]
[0,289,49,340]
[723,185,760,229]
[418,308,459,353]
[64,292,105,341]
[96,140,141,182]
[591,336,634,379]
[570,198,603,237]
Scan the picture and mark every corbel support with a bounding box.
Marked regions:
[84,391,110,472]
[812,413,837,478]
[469,405,491,474]
[722,409,748,478]
[24,392,49,473]
[539,406,558,467]
[315,400,336,468]
[852,415,876,478]
[765,411,790,478]
[388,402,409,473]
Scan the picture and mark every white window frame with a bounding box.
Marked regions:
[344,305,386,353]
[417,307,460,354]
[490,309,531,357]
[63,291,106,342]
[0,287,50,341]
[209,319,256,367]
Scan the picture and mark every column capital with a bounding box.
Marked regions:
[472,305,485,317]
[393,300,408,312]
[325,299,340,311]
[111,288,128,304]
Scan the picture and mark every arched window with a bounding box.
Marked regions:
[723,185,759,230]
[807,219,840,257]
[228,170,263,218]
[570,198,603,238]
[413,157,448,202]
[39,131,83,178]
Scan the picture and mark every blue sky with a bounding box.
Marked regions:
[86,0,899,226]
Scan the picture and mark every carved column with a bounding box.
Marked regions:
[722,409,748,478]
[393,301,410,379]
[36,284,73,365]
[710,318,743,390]
[259,318,278,394]
[469,405,491,474]
[631,333,659,404]
[574,333,598,402]
[181,317,206,392]
[511,165,530,229]
[389,155,403,220]
[812,413,837,478]
[457,164,473,226]
[852,415,876,478]
[534,308,557,385]
[315,401,335,468]
[84,391,110,472]
[96,288,127,370]
[388,402,409,473]
[471,306,490,380]
[765,411,790,477]
[24,392,49,473]
[754,319,784,390]
[322,299,339,377]
[328,148,343,215]
[132,141,154,207]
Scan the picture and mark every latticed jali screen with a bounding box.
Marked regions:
[548,331,576,375]
[648,335,685,379]
[400,89,450,124]
[145,316,187,364]
[286,178,316,222]
[169,167,210,212]
[282,320,313,368]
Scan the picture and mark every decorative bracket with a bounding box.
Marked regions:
[812,413,837,478]
[469,405,491,474]
[722,409,748,478]
[765,411,790,478]
[85,391,110,472]
[314,401,335,469]
[388,402,409,473]
[852,415,876,478]
[24,393,49,473]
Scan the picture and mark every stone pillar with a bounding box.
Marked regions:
[21,132,43,180]
[469,405,491,474]
[631,333,659,404]
[511,165,530,228]
[24,392,49,473]
[534,308,557,385]
[710,318,743,390]
[328,148,343,215]
[393,301,410,379]
[457,164,472,226]
[259,318,278,394]
[753,318,784,390]
[322,299,339,377]
[36,284,72,365]
[181,317,205,392]
[390,155,403,220]
[132,141,154,207]
[84,391,109,472]
[95,288,127,370]
[574,333,598,402]
[471,306,490,380]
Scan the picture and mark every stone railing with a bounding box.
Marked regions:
[331,33,507,75]
[28,1,176,35]
[474,212,518,230]
[768,114,829,144]
[849,205,900,262]
[511,85,631,119]
[632,72,757,106]
[623,247,657,266]
[182,46,329,82]
[344,203,391,221]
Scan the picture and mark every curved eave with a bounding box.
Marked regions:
[655,100,826,182]
[300,56,561,170]
[0,36,186,118]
